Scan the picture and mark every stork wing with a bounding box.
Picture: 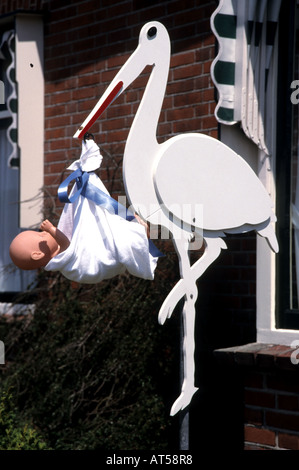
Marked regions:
[153,133,273,232]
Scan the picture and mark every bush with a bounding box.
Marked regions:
[0,251,181,450]
[0,389,50,450]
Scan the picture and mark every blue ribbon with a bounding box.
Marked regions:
[58,168,89,204]
[58,169,164,258]
[58,168,134,219]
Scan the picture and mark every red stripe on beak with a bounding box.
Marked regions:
[77,81,123,139]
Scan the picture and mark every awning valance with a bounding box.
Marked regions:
[0,30,18,168]
[211,0,281,154]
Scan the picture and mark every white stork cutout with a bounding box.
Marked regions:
[74,22,278,416]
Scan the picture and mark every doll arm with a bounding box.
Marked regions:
[40,219,70,253]
[134,213,150,238]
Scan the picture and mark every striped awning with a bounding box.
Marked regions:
[211,0,281,154]
[0,30,18,168]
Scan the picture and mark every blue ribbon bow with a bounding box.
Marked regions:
[58,169,164,258]
[58,168,135,220]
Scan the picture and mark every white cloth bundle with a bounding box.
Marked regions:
[44,141,159,283]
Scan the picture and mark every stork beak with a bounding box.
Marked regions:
[73,45,146,139]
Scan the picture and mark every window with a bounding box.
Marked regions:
[211,0,299,344]
[256,0,299,344]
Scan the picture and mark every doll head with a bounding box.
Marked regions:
[9,230,60,270]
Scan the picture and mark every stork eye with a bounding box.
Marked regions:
[147,26,157,39]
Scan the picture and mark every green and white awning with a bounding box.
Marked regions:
[0,30,18,168]
[211,0,281,154]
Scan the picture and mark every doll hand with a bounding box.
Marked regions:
[40,219,55,233]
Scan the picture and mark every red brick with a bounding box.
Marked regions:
[173,64,202,81]
[244,390,275,409]
[45,56,67,71]
[173,7,205,25]
[277,394,299,412]
[106,130,128,143]
[244,425,276,447]
[106,1,132,21]
[157,123,172,138]
[72,86,99,101]
[173,118,201,133]
[200,115,218,131]
[44,175,61,187]
[244,406,263,426]
[77,0,100,14]
[50,139,71,151]
[266,375,299,394]
[278,433,299,450]
[170,51,195,68]
[209,129,218,139]
[194,103,210,117]
[45,105,67,118]
[203,60,212,74]
[173,91,204,108]
[47,115,71,129]
[168,78,196,95]
[275,349,299,370]
[48,91,72,105]
[106,104,132,119]
[45,162,68,174]
[166,107,194,121]
[45,32,67,48]
[77,73,101,88]
[45,128,66,141]
[266,410,299,432]
[199,87,215,102]
[255,346,288,368]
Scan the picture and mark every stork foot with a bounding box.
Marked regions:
[158,279,186,325]
[170,386,199,416]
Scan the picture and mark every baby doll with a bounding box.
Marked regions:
[9,214,150,271]
[9,137,159,283]
[9,219,70,270]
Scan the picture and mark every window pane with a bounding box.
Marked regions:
[0,122,20,291]
[0,121,35,293]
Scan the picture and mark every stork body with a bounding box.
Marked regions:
[74,22,278,416]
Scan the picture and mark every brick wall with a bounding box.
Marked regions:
[215,343,299,451]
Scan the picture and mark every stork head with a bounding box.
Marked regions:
[73,21,170,139]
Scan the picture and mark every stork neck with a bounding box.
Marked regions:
[126,55,170,152]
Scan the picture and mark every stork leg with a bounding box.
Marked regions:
[165,235,227,416]
[158,235,227,325]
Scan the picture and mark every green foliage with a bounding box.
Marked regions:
[0,252,181,450]
[0,389,50,450]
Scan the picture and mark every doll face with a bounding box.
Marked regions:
[9,230,60,270]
